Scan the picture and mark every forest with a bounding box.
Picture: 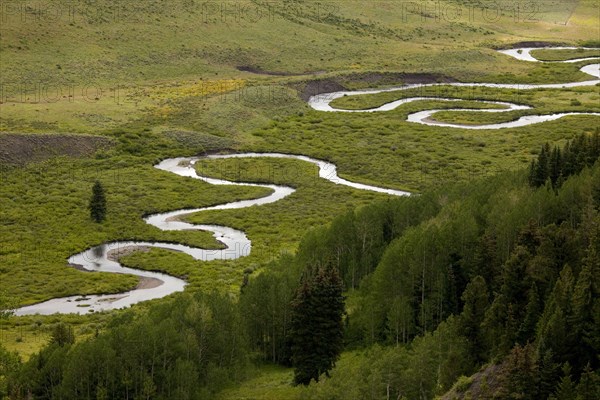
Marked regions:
[2,131,599,399]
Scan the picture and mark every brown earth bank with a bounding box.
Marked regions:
[441,363,505,399]
[495,41,568,49]
[0,133,112,166]
[68,245,163,293]
[135,276,164,290]
[296,72,456,101]
[106,246,152,262]
[237,65,326,76]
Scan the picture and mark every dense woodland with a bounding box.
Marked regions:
[2,132,600,399]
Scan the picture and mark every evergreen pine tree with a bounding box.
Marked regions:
[576,363,600,400]
[550,363,577,400]
[562,141,574,177]
[571,244,600,372]
[89,180,107,223]
[517,283,541,344]
[537,349,560,399]
[459,276,488,363]
[529,159,538,187]
[537,266,577,369]
[289,266,345,385]
[473,232,500,291]
[502,343,539,400]
[549,146,562,187]
[532,143,551,187]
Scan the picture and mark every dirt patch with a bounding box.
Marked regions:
[345,72,455,86]
[441,363,504,399]
[237,66,295,76]
[97,296,127,303]
[296,72,455,101]
[237,65,326,76]
[106,246,152,262]
[70,246,164,291]
[496,41,568,49]
[136,277,164,290]
[0,133,112,166]
[69,263,89,272]
[297,79,347,101]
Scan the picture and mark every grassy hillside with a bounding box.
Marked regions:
[1,0,598,135]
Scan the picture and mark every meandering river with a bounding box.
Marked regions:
[308,47,600,129]
[14,47,600,315]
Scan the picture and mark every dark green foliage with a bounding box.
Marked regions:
[9,342,70,400]
[239,255,301,365]
[8,292,248,399]
[49,323,74,347]
[517,283,542,344]
[529,131,600,189]
[459,276,489,363]
[294,194,441,291]
[88,180,107,223]
[296,154,600,398]
[530,142,552,187]
[575,364,600,400]
[289,266,345,385]
[550,363,577,400]
[501,343,539,400]
[0,345,20,399]
[302,316,473,399]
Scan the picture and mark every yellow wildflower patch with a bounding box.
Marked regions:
[147,79,246,101]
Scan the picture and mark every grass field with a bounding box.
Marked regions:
[1,0,598,134]
[120,157,389,294]
[531,48,600,61]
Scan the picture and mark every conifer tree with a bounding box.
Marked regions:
[576,364,600,400]
[89,180,107,223]
[532,143,551,187]
[459,276,488,363]
[549,146,562,187]
[529,159,538,187]
[501,343,539,399]
[571,253,599,371]
[537,349,560,399]
[289,266,345,385]
[550,363,576,400]
[518,283,542,344]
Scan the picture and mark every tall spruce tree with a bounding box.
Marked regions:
[550,363,577,400]
[459,275,489,363]
[89,180,107,223]
[576,364,600,400]
[289,266,345,385]
[549,146,562,187]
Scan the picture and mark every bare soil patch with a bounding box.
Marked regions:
[297,72,455,101]
[0,133,112,166]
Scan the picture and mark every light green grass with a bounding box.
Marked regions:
[121,157,390,294]
[0,328,50,361]
[531,48,600,61]
[0,136,271,305]
[2,0,598,134]
[215,364,299,400]
[247,100,599,192]
[330,84,600,112]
